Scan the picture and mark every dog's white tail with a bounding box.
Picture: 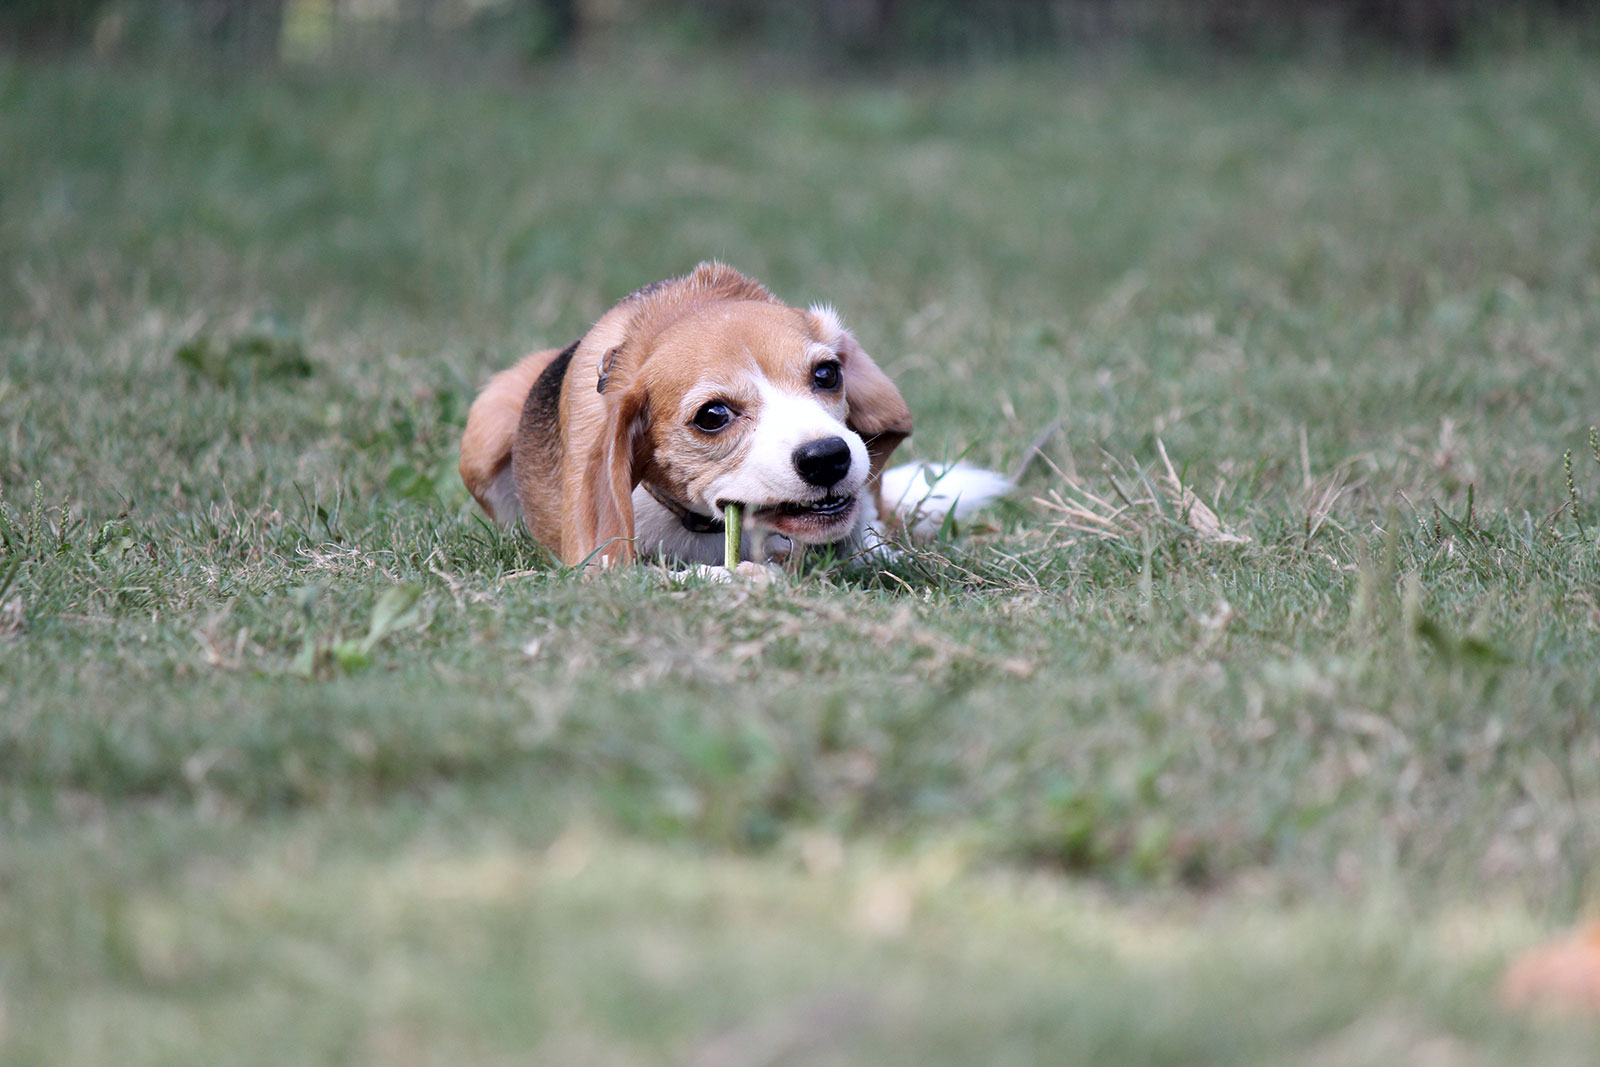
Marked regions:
[879,462,1013,536]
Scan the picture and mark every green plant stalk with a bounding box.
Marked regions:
[724,503,742,569]
[1566,448,1585,537]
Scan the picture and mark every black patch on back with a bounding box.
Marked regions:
[623,277,671,303]
[522,338,580,468]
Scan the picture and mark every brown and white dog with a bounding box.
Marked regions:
[459,262,1008,568]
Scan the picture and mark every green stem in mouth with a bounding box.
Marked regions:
[724,502,742,570]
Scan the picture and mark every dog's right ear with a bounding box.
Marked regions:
[807,304,913,484]
[563,351,648,567]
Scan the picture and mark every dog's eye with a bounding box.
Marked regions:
[692,401,734,433]
[812,360,842,391]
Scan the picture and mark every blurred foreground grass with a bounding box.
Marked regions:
[3,45,1600,1064]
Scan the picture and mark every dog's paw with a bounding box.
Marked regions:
[666,562,781,586]
[854,524,902,562]
[733,561,780,585]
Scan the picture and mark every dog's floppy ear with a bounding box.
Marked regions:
[809,305,912,484]
[563,349,648,567]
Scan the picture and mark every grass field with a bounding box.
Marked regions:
[4,41,1600,1064]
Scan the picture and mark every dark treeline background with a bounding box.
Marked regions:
[3,0,1596,68]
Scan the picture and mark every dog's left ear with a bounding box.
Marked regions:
[809,305,913,484]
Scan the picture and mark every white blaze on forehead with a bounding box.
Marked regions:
[702,376,868,511]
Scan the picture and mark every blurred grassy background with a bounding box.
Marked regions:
[7,0,1599,66]
[4,3,1600,1064]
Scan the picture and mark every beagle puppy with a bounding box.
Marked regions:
[460,262,1001,567]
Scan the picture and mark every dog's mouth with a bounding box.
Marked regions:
[743,494,860,541]
[759,494,856,520]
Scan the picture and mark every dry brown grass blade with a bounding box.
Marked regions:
[1036,440,1247,547]
[1156,438,1249,544]
[1034,484,1149,547]
[1301,471,1354,546]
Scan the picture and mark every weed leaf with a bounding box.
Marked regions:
[360,583,424,654]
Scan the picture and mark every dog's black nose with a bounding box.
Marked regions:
[792,436,852,488]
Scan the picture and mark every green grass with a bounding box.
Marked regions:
[4,43,1600,1064]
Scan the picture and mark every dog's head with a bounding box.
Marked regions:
[577,264,912,564]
